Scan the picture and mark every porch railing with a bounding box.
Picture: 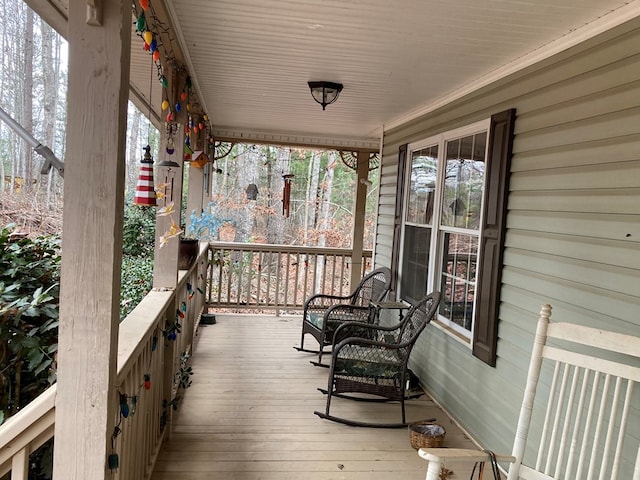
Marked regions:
[206,242,373,313]
[0,244,208,480]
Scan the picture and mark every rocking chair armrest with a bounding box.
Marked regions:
[332,319,402,344]
[303,292,357,311]
[325,304,372,322]
[418,448,515,480]
[332,336,406,357]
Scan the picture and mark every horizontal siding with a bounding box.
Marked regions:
[511,133,640,171]
[508,188,640,214]
[375,17,640,475]
[510,161,640,191]
[505,230,640,269]
[507,210,639,241]
[373,148,399,270]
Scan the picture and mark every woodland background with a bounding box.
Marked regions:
[0,0,378,246]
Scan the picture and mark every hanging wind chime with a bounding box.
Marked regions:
[282,174,294,217]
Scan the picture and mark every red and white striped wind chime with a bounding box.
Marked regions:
[133,144,156,206]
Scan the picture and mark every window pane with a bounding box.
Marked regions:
[407,146,438,225]
[441,132,486,230]
[401,225,431,304]
[439,233,478,332]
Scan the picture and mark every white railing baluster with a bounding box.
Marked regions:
[11,447,28,480]
[205,243,372,311]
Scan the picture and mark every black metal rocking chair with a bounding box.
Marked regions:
[314,291,440,428]
[294,267,392,365]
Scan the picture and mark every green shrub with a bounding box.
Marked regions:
[120,255,153,320]
[122,203,155,257]
[0,225,60,425]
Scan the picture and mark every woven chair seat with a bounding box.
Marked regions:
[335,345,402,378]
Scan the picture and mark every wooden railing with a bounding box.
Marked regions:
[206,242,373,312]
[0,244,209,480]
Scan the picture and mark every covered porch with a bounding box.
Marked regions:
[0,0,638,478]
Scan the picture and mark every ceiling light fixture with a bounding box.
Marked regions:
[308,81,343,110]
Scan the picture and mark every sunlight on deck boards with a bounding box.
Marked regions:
[150,314,479,480]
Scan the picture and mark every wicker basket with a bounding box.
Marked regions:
[408,421,446,449]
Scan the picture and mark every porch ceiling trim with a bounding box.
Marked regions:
[211,127,380,151]
[383,0,640,133]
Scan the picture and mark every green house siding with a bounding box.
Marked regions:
[375,18,640,470]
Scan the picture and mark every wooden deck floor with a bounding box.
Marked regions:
[150,314,480,480]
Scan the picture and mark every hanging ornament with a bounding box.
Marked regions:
[153,50,160,62]
[143,30,153,45]
[139,0,149,11]
[193,125,199,133]
[186,103,192,112]
[136,12,146,32]
[175,103,181,113]
[203,114,209,121]
[119,394,130,418]
[143,42,150,51]
[133,145,157,206]
[198,122,204,130]
[185,76,192,89]
[161,99,169,111]
[143,374,151,390]
[160,75,168,88]
[166,123,177,155]
[166,112,173,122]
[180,91,187,102]
[150,39,158,52]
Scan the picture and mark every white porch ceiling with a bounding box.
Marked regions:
[26,0,640,149]
[165,0,638,148]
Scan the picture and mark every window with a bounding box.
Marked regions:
[400,122,488,337]
[394,110,515,366]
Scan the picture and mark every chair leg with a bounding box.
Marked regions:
[294,329,322,353]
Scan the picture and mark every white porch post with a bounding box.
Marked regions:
[185,131,205,231]
[153,66,186,289]
[53,0,130,478]
[350,149,371,287]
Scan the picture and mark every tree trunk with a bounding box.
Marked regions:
[42,18,56,204]
[305,151,321,244]
[127,107,141,195]
[22,8,34,191]
[315,152,336,288]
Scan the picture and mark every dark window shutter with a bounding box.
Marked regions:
[473,109,516,366]
[390,144,408,293]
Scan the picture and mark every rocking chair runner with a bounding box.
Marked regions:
[314,291,440,428]
[295,267,392,365]
[420,304,640,480]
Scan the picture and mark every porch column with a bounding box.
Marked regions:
[53,0,131,478]
[185,129,206,231]
[153,66,186,288]
[350,149,372,287]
